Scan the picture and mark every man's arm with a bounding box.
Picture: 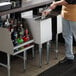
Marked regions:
[52,0,76,6]
[42,0,67,17]
[42,0,76,17]
[49,0,76,9]
[49,0,68,10]
[53,0,68,6]
[65,0,76,4]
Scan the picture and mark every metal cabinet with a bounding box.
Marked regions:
[26,17,52,44]
[26,17,52,67]
[0,27,34,55]
[0,26,34,76]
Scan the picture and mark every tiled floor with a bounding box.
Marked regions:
[0,42,76,76]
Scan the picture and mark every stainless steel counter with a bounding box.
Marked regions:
[0,0,54,16]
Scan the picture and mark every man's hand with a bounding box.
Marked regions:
[41,1,56,18]
[49,1,57,10]
[41,8,52,19]
[42,9,50,17]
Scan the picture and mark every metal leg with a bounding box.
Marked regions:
[39,44,42,67]
[23,51,26,70]
[32,47,34,58]
[7,54,10,76]
[46,41,50,64]
[55,34,58,59]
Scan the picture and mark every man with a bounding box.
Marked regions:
[42,0,76,64]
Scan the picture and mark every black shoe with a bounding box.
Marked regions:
[59,58,74,64]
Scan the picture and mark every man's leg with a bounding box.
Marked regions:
[70,21,76,41]
[59,18,74,64]
[62,18,74,60]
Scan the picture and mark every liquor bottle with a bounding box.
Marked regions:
[8,19,14,32]
[25,28,30,41]
[17,21,24,44]
[41,8,52,19]
[11,27,18,46]
[17,37,24,44]
[19,23,24,37]
[4,15,10,28]
[23,28,30,47]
